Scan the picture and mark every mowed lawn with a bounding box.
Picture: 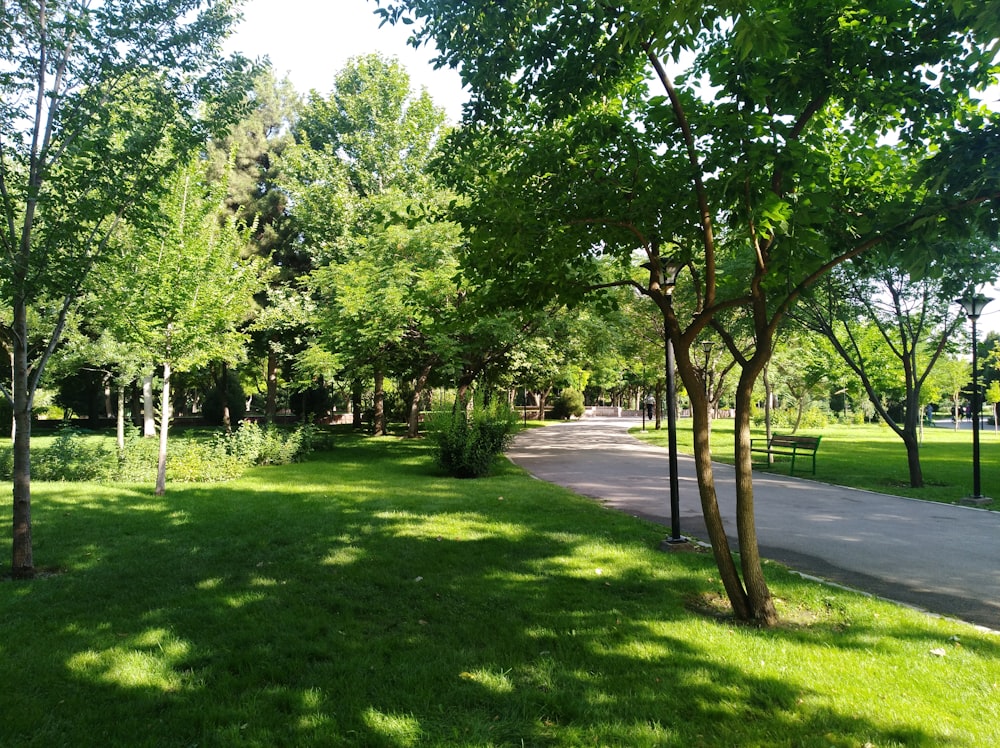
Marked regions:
[635,418,1000,503]
[0,434,997,746]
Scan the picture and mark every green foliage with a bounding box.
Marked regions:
[551,387,586,419]
[32,428,115,482]
[0,423,319,484]
[214,421,320,467]
[430,401,518,478]
[202,371,248,427]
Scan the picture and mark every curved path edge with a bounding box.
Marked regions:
[506,418,1000,631]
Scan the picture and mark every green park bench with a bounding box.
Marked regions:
[750,434,822,475]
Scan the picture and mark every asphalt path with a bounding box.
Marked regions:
[506,418,1000,630]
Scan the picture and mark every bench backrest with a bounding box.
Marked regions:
[770,435,821,450]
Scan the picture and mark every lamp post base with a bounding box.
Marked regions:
[960,495,993,507]
[659,536,693,551]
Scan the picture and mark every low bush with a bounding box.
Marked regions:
[0,421,321,484]
[32,427,115,481]
[551,387,585,420]
[430,400,518,478]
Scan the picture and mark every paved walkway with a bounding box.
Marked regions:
[506,418,1000,630]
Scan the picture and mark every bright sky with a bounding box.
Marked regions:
[225,0,467,122]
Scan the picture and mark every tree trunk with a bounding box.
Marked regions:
[733,366,778,626]
[103,375,114,418]
[537,387,551,420]
[265,348,278,425]
[407,363,433,438]
[143,373,157,437]
[11,298,33,579]
[219,361,232,433]
[117,384,127,454]
[903,430,924,488]
[373,369,386,436]
[681,352,751,620]
[156,362,172,496]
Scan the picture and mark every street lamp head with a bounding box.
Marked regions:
[957,292,993,320]
[660,258,682,298]
[640,257,683,296]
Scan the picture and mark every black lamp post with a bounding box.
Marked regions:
[957,292,992,502]
[662,259,684,543]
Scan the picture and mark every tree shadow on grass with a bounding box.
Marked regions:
[0,444,987,746]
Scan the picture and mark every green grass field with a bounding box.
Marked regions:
[634,418,1000,503]
[1,433,997,746]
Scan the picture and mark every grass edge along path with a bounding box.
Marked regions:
[1,434,997,746]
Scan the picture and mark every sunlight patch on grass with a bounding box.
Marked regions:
[373,509,531,542]
[67,637,189,691]
[321,546,368,566]
[362,707,422,746]
[224,590,267,608]
[459,666,516,694]
[295,687,332,730]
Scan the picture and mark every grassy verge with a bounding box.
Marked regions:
[633,418,1000,504]
[1,434,997,746]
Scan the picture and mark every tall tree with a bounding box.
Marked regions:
[0,0,250,578]
[283,54,452,434]
[207,68,305,424]
[795,251,978,486]
[379,0,1000,625]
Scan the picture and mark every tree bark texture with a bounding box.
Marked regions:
[407,363,433,438]
[11,299,33,578]
[733,366,778,626]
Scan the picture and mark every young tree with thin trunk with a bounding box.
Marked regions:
[90,159,264,495]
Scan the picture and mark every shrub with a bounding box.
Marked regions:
[430,401,517,478]
[215,421,318,467]
[551,388,585,420]
[32,426,114,482]
[0,421,323,486]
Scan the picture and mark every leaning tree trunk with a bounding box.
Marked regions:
[155,361,172,496]
[681,355,751,621]
[406,363,433,438]
[733,366,778,626]
[11,298,33,579]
